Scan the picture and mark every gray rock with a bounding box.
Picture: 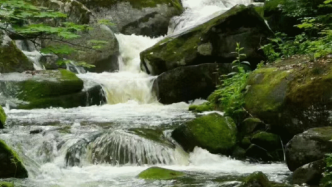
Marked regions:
[292,159,325,185]
[286,127,332,171]
[154,63,232,104]
[140,5,272,75]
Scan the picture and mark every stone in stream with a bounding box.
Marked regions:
[0,69,105,109]
[172,113,237,155]
[240,172,271,187]
[137,167,185,180]
[0,31,34,73]
[0,106,6,129]
[285,127,332,171]
[154,63,232,104]
[0,182,13,187]
[244,60,332,141]
[292,159,325,186]
[140,5,272,75]
[76,0,183,37]
[0,140,28,178]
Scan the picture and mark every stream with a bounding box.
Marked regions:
[0,0,291,186]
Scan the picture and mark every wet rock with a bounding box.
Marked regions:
[137,167,185,180]
[244,62,332,141]
[239,118,265,138]
[232,146,246,160]
[285,127,332,171]
[240,172,271,187]
[0,106,6,129]
[154,63,232,104]
[140,5,272,75]
[0,69,106,109]
[246,144,274,162]
[65,139,89,166]
[251,132,281,151]
[0,31,33,73]
[42,24,119,73]
[292,159,325,185]
[77,0,183,37]
[0,140,28,178]
[172,113,237,155]
[29,128,43,134]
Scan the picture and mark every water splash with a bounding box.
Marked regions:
[15,40,45,70]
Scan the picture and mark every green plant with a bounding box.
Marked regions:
[321,153,332,187]
[215,43,250,120]
[0,0,112,68]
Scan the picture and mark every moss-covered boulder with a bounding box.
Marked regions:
[0,106,6,129]
[240,172,271,187]
[285,127,332,171]
[244,61,332,141]
[0,31,33,73]
[172,113,237,155]
[154,63,232,104]
[138,167,185,180]
[251,132,281,151]
[42,24,119,73]
[77,0,183,37]
[0,69,103,109]
[0,140,28,178]
[239,118,265,138]
[140,5,272,75]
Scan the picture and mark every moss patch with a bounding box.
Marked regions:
[138,167,185,180]
[0,33,33,73]
[172,113,237,154]
[0,182,14,187]
[240,172,271,187]
[0,106,6,128]
[0,140,28,178]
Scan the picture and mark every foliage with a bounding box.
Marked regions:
[261,0,332,62]
[0,0,112,68]
[321,153,332,187]
[214,43,249,120]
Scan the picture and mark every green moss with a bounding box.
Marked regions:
[0,182,14,187]
[15,70,83,105]
[138,167,185,180]
[0,140,28,178]
[241,172,271,187]
[188,114,237,154]
[128,128,173,148]
[0,106,6,128]
[0,35,33,73]
[254,6,265,18]
[189,102,213,112]
[244,67,292,114]
[251,131,281,150]
[264,0,285,12]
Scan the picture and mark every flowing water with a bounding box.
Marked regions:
[1,0,291,186]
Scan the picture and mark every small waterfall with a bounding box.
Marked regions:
[169,0,253,35]
[15,40,45,70]
[86,130,178,165]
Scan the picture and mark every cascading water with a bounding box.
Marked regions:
[0,0,290,186]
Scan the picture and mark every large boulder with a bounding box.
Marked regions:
[140,5,272,75]
[137,167,185,180]
[244,61,332,141]
[154,63,232,104]
[172,113,237,155]
[0,106,6,129]
[0,31,33,73]
[0,69,104,109]
[77,0,183,37]
[42,24,119,73]
[0,140,28,178]
[285,127,332,171]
